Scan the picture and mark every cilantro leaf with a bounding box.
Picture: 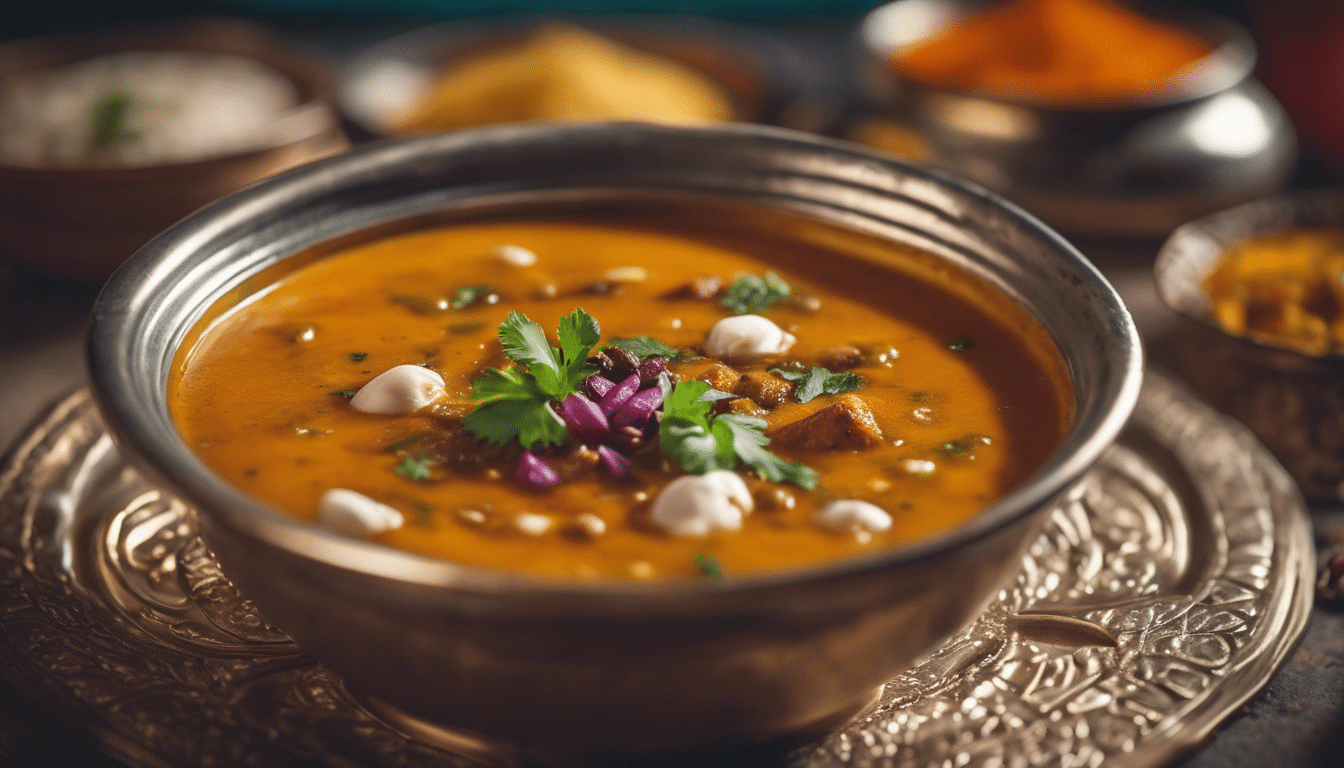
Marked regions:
[659,380,816,488]
[717,414,818,489]
[607,337,699,362]
[499,311,560,375]
[721,272,792,314]
[772,366,863,403]
[556,308,600,395]
[464,397,566,448]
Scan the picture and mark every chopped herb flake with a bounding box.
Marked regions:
[331,389,357,399]
[384,434,429,454]
[721,272,792,314]
[450,284,494,309]
[448,321,488,335]
[391,294,451,315]
[937,435,991,459]
[90,91,138,149]
[394,456,435,481]
[349,352,367,363]
[695,553,726,580]
[771,366,863,404]
[946,335,976,351]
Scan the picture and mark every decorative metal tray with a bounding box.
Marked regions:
[0,371,1314,768]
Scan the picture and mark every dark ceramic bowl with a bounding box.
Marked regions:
[86,123,1141,760]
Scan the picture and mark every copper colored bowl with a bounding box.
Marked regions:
[0,18,348,282]
[87,123,1142,761]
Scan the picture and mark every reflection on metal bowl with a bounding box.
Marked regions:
[855,0,1297,238]
[1156,192,1344,501]
[86,124,1141,759]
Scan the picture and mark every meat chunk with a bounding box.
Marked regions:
[734,370,791,408]
[817,344,865,370]
[694,363,740,393]
[769,395,884,451]
[724,397,767,418]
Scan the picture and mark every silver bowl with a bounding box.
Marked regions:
[1155,191,1344,501]
[855,0,1297,238]
[86,123,1142,760]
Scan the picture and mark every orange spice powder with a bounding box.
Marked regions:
[893,0,1212,102]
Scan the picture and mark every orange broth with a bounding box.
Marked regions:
[169,213,1072,580]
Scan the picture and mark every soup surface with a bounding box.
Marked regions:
[171,212,1072,580]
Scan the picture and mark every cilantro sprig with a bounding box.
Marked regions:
[607,336,700,362]
[771,366,862,404]
[463,309,600,448]
[659,380,816,489]
[720,272,792,315]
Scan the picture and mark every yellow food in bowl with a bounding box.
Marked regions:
[169,211,1072,581]
[1202,228,1344,356]
[393,25,734,132]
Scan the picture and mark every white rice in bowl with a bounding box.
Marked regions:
[0,50,305,167]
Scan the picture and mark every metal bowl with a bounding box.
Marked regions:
[855,0,1297,238]
[1155,192,1344,500]
[86,123,1142,760]
[0,18,348,282]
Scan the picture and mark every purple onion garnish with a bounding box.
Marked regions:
[596,445,630,478]
[560,394,610,443]
[516,451,560,491]
[611,385,664,431]
[584,373,615,400]
[598,373,641,416]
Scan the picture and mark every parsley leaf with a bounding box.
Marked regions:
[771,366,863,403]
[721,272,792,314]
[497,308,599,400]
[499,311,559,374]
[607,337,699,362]
[349,352,367,363]
[659,380,816,488]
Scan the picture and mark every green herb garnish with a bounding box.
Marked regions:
[463,309,601,448]
[331,389,357,399]
[450,284,494,309]
[695,553,726,580]
[720,272,792,314]
[90,91,137,150]
[448,321,488,335]
[384,433,430,454]
[946,335,976,352]
[937,435,990,459]
[607,336,699,362]
[771,366,862,404]
[391,295,450,315]
[660,380,816,489]
[349,352,367,363]
[395,456,435,481]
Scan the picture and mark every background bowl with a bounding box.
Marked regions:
[1155,191,1344,501]
[0,18,348,282]
[338,16,805,139]
[855,0,1297,238]
[87,123,1142,759]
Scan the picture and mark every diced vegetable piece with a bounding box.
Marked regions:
[559,394,610,443]
[611,386,664,430]
[596,445,630,478]
[598,373,641,415]
[515,451,561,491]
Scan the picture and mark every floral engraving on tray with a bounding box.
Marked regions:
[0,374,1314,768]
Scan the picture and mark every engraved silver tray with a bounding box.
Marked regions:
[0,370,1314,768]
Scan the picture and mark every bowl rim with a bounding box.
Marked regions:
[857,0,1257,113]
[0,16,341,175]
[87,122,1143,599]
[1154,189,1344,362]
